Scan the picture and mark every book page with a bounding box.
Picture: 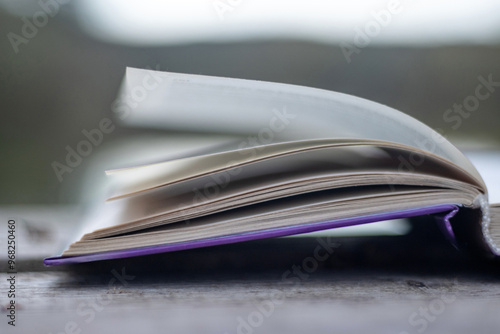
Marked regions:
[118,68,483,186]
[86,144,482,239]
[106,139,485,200]
[64,186,477,256]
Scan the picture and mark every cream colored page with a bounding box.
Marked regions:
[107,139,374,198]
[107,139,485,200]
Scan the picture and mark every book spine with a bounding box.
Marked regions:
[475,194,500,256]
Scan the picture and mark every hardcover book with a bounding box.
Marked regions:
[44,68,500,265]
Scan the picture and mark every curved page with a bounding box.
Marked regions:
[118,67,483,186]
[106,140,485,200]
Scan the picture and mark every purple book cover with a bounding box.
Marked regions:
[44,204,458,266]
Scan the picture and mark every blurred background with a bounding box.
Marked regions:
[1,0,500,205]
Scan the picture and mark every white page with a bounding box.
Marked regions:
[117,67,483,186]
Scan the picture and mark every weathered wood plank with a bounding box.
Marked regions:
[2,271,500,334]
[2,206,500,333]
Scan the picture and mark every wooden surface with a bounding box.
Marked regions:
[1,206,500,334]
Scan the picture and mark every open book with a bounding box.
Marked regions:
[44,68,500,265]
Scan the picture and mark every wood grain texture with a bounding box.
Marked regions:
[1,206,500,334]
